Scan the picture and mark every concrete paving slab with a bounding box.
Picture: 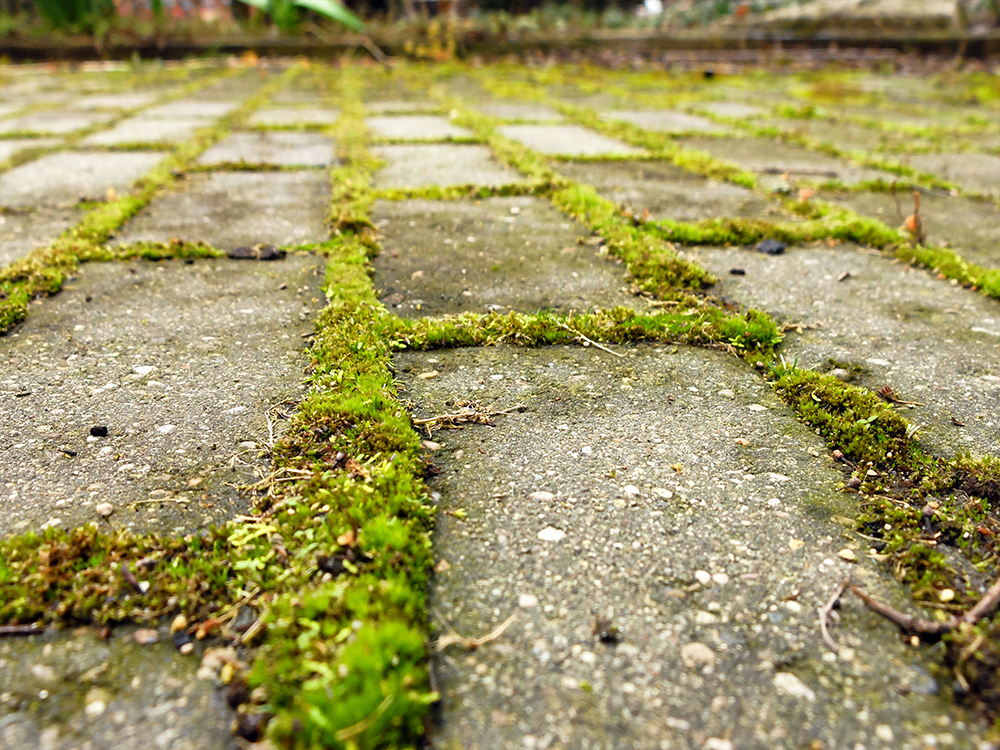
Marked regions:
[116,171,331,249]
[823,191,1000,269]
[699,102,767,119]
[0,137,60,163]
[0,151,164,209]
[372,144,523,189]
[141,100,238,120]
[366,115,472,140]
[73,92,159,110]
[373,197,642,317]
[249,107,340,126]
[197,131,336,167]
[498,124,646,157]
[679,136,894,187]
[0,256,323,537]
[602,109,728,135]
[0,110,117,136]
[556,161,793,223]
[0,104,21,119]
[0,627,236,750]
[365,101,439,114]
[478,102,564,121]
[696,243,1000,458]
[908,153,1000,197]
[0,207,81,267]
[401,344,979,750]
[80,116,206,147]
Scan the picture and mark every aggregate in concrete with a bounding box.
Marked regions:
[196,131,336,167]
[556,161,794,223]
[0,151,164,209]
[601,109,727,135]
[498,124,646,157]
[0,138,60,163]
[478,102,564,121]
[0,110,117,136]
[249,107,341,126]
[0,627,237,750]
[0,256,324,537]
[73,92,159,110]
[698,102,766,119]
[372,197,643,317]
[401,345,981,750]
[80,116,207,146]
[0,208,82,267]
[115,171,331,249]
[141,100,239,120]
[908,152,1000,197]
[365,115,472,140]
[695,242,1000,458]
[823,191,1000,269]
[371,144,523,189]
[679,136,893,187]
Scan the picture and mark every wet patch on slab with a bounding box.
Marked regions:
[601,109,727,135]
[249,107,340,126]
[197,131,336,167]
[365,115,472,140]
[372,197,641,317]
[908,153,1000,197]
[696,243,1000,458]
[0,110,117,136]
[401,345,974,749]
[498,124,646,157]
[115,171,331,249]
[81,116,207,147]
[0,207,82,267]
[0,151,164,209]
[0,256,324,537]
[0,627,236,750]
[556,161,791,223]
[371,144,523,189]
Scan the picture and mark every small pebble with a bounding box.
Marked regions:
[756,239,787,255]
[133,629,159,645]
[837,549,857,562]
[95,503,113,518]
[89,425,108,437]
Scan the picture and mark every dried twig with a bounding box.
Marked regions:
[557,321,626,358]
[818,578,849,652]
[432,610,518,652]
[0,624,45,637]
[413,402,526,435]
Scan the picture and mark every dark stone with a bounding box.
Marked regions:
[226,244,287,261]
[729,268,746,275]
[756,239,787,255]
[90,425,108,437]
[703,70,715,79]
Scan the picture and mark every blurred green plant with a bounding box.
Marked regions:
[236,0,363,32]
[33,0,117,31]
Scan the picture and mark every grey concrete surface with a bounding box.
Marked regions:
[0,152,164,208]
[372,144,523,189]
[372,197,644,317]
[908,153,1000,197]
[197,131,336,167]
[479,102,564,121]
[498,124,646,157]
[0,110,117,136]
[73,92,159,110]
[0,138,60,163]
[116,171,331,249]
[249,107,340,126]
[698,102,767,119]
[402,345,982,750]
[0,208,82,267]
[141,100,238,120]
[81,116,207,146]
[0,257,324,537]
[365,101,439,114]
[366,115,472,140]
[602,110,728,135]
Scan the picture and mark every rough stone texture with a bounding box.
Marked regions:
[478,102,564,121]
[249,107,340,126]
[372,144,523,189]
[556,161,795,223]
[73,92,158,110]
[0,208,82,267]
[372,197,642,317]
[141,100,238,120]
[698,102,767,119]
[401,345,982,750]
[0,151,164,209]
[601,110,727,135]
[908,153,1000,197]
[116,171,331,249]
[695,242,1000,458]
[823,191,1000,269]
[0,110,117,136]
[366,115,472,140]
[197,131,336,167]
[80,116,207,146]
[498,124,646,157]
[0,257,323,537]
[0,138,60,163]
[0,627,237,750]
[679,136,893,187]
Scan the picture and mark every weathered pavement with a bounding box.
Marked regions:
[1,58,999,749]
